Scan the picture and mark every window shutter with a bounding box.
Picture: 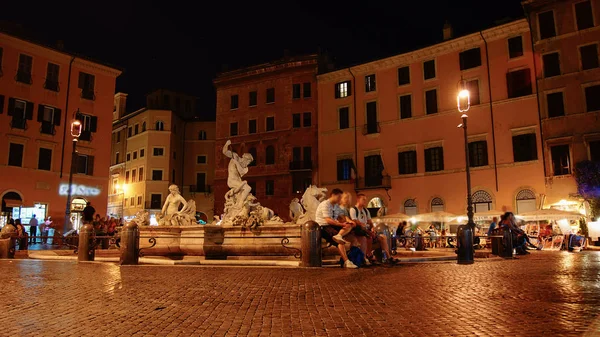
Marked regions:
[7,98,14,116]
[439,148,444,170]
[37,104,45,122]
[334,84,340,99]
[347,81,352,96]
[506,72,514,98]
[0,95,4,114]
[90,116,98,132]
[87,155,94,175]
[78,72,85,89]
[337,160,343,180]
[25,101,34,120]
[398,152,404,174]
[53,108,62,126]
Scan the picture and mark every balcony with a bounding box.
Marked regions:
[44,80,60,92]
[289,160,312,171]
[10,118,27,130]
[362,122,380,135]
[190,185,212,193]
[81,89,95,101]
[356,175,391,190]
[40,122,55,135]
[15,71,32,85]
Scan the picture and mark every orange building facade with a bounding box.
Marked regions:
[0,32,121,227]
[523,0,600,211]
[317,19,547,218]
[213,56,320,220]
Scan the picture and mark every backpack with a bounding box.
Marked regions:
[340,246,365,268]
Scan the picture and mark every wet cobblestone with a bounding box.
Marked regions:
[1,251,600,336]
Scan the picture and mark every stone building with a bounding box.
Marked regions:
[213,55,320,220]
[0,31,121,229]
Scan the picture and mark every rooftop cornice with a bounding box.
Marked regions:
[214,56,319,86]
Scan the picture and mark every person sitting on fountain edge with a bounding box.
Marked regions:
[315,188,358,269]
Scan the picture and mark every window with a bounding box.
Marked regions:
[398,150,417,175]
[467,80,480,105]
[116,132,121,143]
[292,113,301,128]
[78,72,95,100]
[128,127,132,138]
[8,98,33,129]
[265,180,274,196]
[335,81,351,98]
[139,167,144,181]
[337,158,353,181]
[303,82,311,98]
[153,147,164,156]
[115,152,120,164]
[365,101,378,134]
[543,53,561,77]
[152,170,163,181]
[512,133,538,162]
[155,121,164,131]
[198,130,207,140]
[303,147,312,164]
[197,155,207,164]
[249,91,257,107]
[38,105,61,135]
[575,0,594,30]
[395,94,412,120]
[538,11,556,39]
[365,74,376,92]
[8,143,24,167]
[265,145,275,165]
[364,155,384,187]
[266,116,275,131]
[134,124,139,135]
[580,44,599,70]
[124,199,128,207]
[404,199,418,216]
[423,60,436,80]
[339,107,350,129]
[230,94,239,110]
[142,122,146,132]
[303,112,311,127]
[75,154,94,175]
[125,171,130,183]
[137,196,142,206]
[266,88,275,103]
[248,147,257,167]
[230,122,238,136]
[249,119,257,134]
[551,145,571,176]
[140,149,145,158]
[425,147,444,172]
[132,169,137,182]
[508,36,524,59]
[248,181,257,193]
[507,69,532,98]
[431,198,444,212]
[150,194,162,209]
[398,66,410,85]
[45,63,60,91]
[17,54,33,84]
[196,173,207,192]
[459,48,481,70]
[126,153,131,161]
[585,85,600,112]
[468,141,488,167]
[130,197,135,207]
[589,141,600,161]
[473,190,493,213]
[425,89,438,115]
[547,92,565,118]
[293,84,301,99]
[516,189,536,214]
[133,151,138,160]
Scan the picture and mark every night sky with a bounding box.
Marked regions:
[1,0,524,118]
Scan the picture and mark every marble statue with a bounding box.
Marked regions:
[289,198,304,223]
[131,210,150,226]
[294,185,328,224]
[155,185,197,226]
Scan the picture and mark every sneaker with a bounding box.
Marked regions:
[332,235,348,244]
[363,258,372,266]
[344,260,358,269]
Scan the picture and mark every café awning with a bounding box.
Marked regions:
[373,212,410,223]
[518,209,583,221]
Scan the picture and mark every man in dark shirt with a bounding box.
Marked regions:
[82,202,95,224]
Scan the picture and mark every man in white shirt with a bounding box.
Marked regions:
[315,188,358,269]
[28,214,39,244]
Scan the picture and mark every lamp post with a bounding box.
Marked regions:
[456,82,475,264]
[64,112,82,234]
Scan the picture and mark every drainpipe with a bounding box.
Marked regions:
[59,57,76,178]
[480,32,499,192]
[348,68,358,190]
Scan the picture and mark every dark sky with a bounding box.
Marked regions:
[1,0,524,118]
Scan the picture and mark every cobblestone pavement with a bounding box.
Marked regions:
[1,251,600,337]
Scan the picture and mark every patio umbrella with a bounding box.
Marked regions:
[518,209,582,221]
[373,212,410,223]
[414,211,457,223]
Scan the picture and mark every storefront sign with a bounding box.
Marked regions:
[59,184,101,196]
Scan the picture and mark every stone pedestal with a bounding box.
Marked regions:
[204,226,225,260]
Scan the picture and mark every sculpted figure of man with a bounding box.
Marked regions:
[222,140,254,209]
[160,185,187,226]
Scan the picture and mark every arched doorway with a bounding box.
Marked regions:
[1,191,23,227]
[71,197,87,231]
[367,197,384,218]
[516,189,536,214]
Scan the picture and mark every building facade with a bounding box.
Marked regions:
[0,32,121,228]
[108,91,215,222]
[317,19,547,218]
[523,0,600,212]
[213,55,320,220]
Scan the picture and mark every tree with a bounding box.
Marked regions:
[574,160,600,221]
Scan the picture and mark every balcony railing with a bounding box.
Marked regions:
[289,160,313,171]
[362,122,380,135]
[10,118,27,130]
[15,71,32,84]
[81,89,95,101]
[356,175,391,190]
[44,80,60,92]
[190,185,212,193]
[40,122,56,135]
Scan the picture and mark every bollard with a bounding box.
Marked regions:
[120,222,139,265]
[77,224,95,262]
[374,222,393,254]
[456,225,474,264]
[0,237,16,259]
[301,221,322,267]
[501,228,513,258]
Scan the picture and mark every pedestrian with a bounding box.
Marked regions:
[29,214,39,244]
[15,219,27,250]
[487,217,498,236]
[82,202,95,225]
[42,217,52,244]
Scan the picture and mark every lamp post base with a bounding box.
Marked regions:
[456,224,474,264]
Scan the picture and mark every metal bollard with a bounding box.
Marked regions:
[120,222,139,265]
[501,229,513,258]
[456,225,474,264]
[0,237,16,259]
[78,224,95,262]
[301,221,322,267]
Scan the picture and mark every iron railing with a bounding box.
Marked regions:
[356,175,391,190]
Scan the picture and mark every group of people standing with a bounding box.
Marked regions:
[315,189,399,269]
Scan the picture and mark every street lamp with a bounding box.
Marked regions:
[64,110,82,234]
[456,81,475,264]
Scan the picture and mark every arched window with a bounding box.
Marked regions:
[155,121,164,131]
[265,145,275,165]
[142,122,146,132]
[404,199,418,215]
[248,147,257,166]
[368,197,384,208]
[472,190,493,213]
[516,189,536,214]
[198,130,207,140]
[431,197,444,212]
